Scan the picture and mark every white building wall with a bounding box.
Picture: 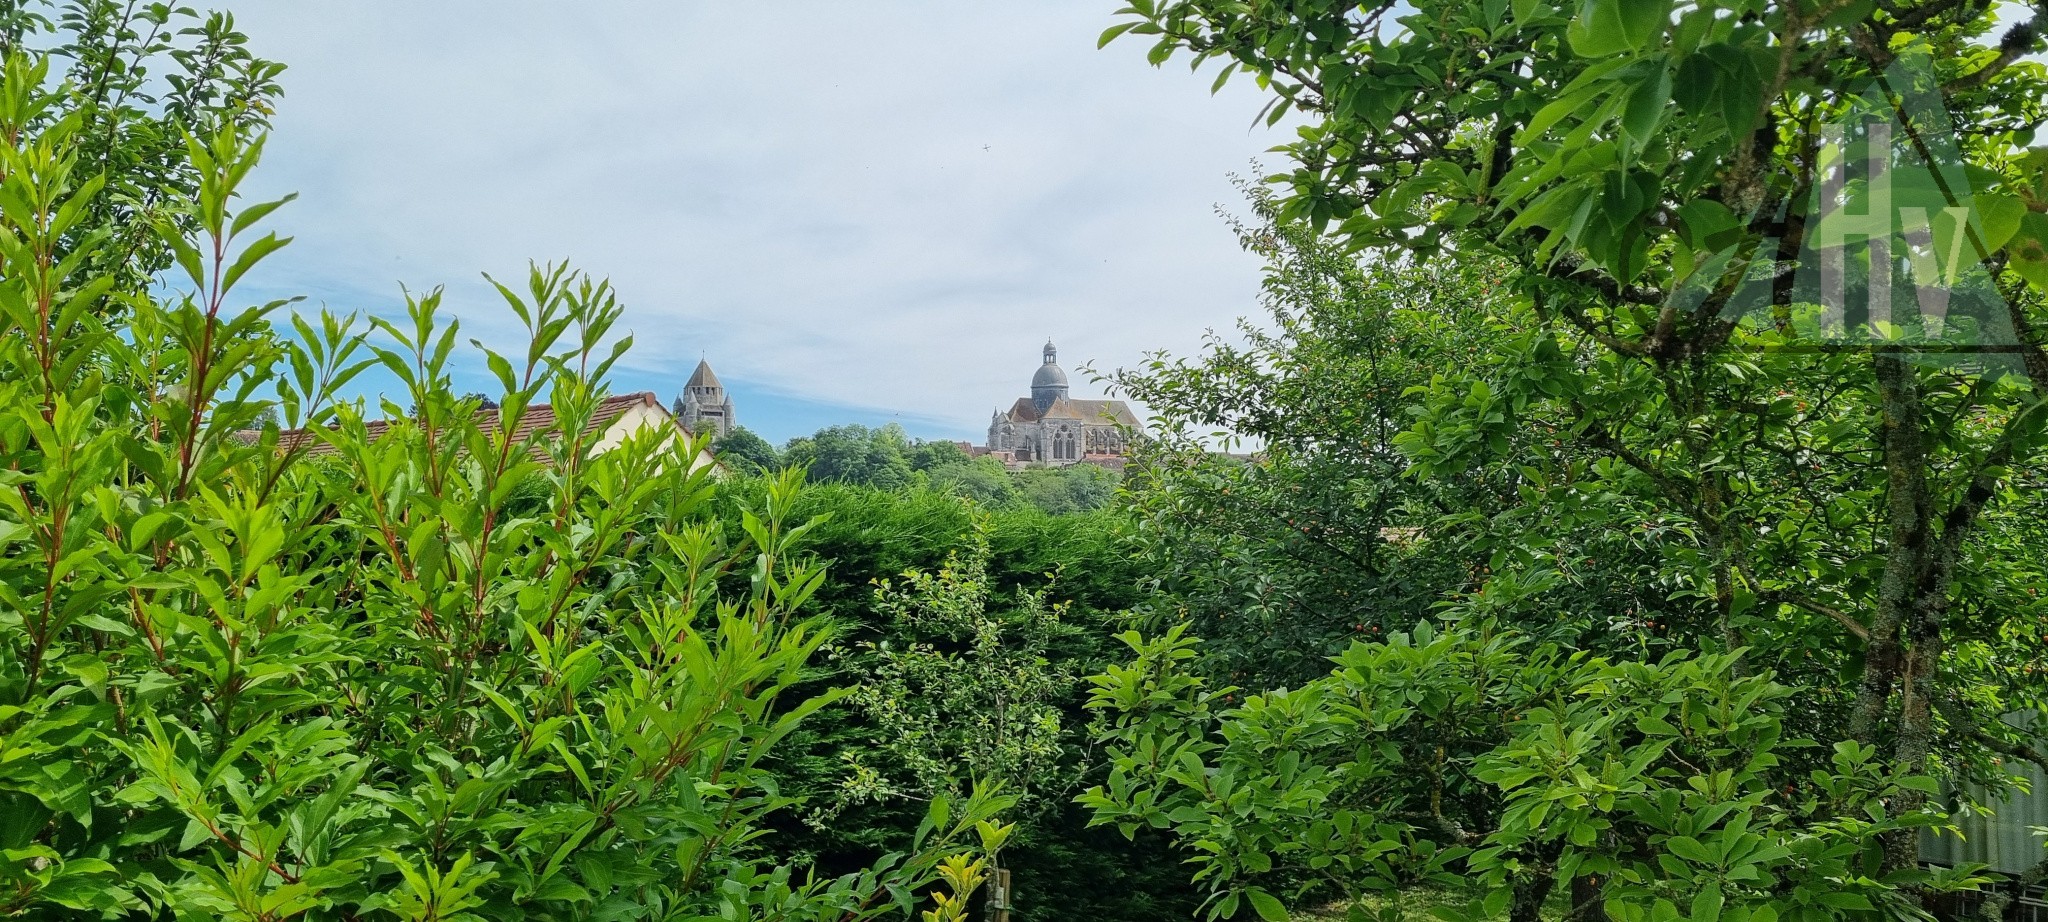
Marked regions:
[593,404,720,473]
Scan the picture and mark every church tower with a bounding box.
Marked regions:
[1030,339,1069,413]
[672,358,736,439]
[982,338,1141,467]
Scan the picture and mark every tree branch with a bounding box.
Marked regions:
[1768,591,1874,641]
[1947,6,2044,91]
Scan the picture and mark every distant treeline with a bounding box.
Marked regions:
[713,422,1119,515]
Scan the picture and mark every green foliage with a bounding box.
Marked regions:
[1011,463,1118,516]
[1113,189,1523,688]
[713,424,780,473]
[840,519,1077,824]
[0,34,1010,921]
[1082,624,1983,922]
[8,0,282,289]
[926,455,1023,509]
[1107,0,2048,281]
[906,438,969,473]
[785,424,919,491]
[1108,0,2048,893]
[704,479,1195,921]
[777,421,1121,516]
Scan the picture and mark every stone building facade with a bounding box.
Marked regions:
[671,358,736,439]
[983,341,1140,466]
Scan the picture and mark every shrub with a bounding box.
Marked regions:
[0,48,1005,920]
[1081,623,1987,922]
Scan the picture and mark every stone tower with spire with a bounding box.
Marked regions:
[672,358,736,439]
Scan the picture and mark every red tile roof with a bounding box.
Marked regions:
[253,391,687,459]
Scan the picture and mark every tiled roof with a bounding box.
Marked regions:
[1005,397,1042,423]
[1002,396,1140,428]
[686,359,722,390]
[253,391,683,458]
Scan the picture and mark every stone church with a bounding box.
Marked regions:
[671,358,736,439]
[984,341,1140,466]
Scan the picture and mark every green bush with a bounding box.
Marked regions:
[1082,623,1986,922]
[0,45,1007,921]
[700,479,1197,921]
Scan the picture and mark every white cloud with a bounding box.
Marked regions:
[231,1,1283,441]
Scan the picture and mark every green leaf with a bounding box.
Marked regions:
[1621,66,1673,150]
[1099,22,1140,49]
[1482,886,1512,918]
[229,192,298,240]
[220,232,293,295]
[1567,0,1670,57]
[1246,888,1289,922]
[1671,52,1718,114]
[1692,884,1723,922]
[1677,199,1738,250]
[1666,835,1713,863]
[164,226,207,291]
[1708,44,1765,138]
[58,654,107,697]
[1813,892,1872,910]
[1895,775,1941,794]
[1974,192,2027,256]
[2010,212,2048,289]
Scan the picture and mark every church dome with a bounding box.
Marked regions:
[1029,339,1071,414]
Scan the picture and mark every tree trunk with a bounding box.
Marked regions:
[1850,355,1933,753]
[984,858,1010,922]
[1510,872,1556,922]
[1865,354,1951,877]
[1569,875,1606,922]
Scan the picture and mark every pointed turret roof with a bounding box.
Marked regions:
[686,358,722,390]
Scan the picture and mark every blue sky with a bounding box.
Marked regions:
[226,2,1291,445]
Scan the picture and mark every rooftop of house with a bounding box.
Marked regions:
[245,391,687,458]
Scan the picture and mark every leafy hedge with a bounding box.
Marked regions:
[0,47,1007,922]
[710,481,1199,922]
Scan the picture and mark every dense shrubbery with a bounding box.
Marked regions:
[16,1,2048,920]
[716,422,1122,518]
[1089,0,2048,917]
[707,480,1199,922]
[1099,196,1995,920]
[1085,622,1981,922]
[0,22,1008,921]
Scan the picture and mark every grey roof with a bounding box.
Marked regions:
[1031,362,1068,389]
[687,359,722,390]
[1003,396,1140,428]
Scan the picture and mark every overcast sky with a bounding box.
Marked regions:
[227,2,1287,444]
